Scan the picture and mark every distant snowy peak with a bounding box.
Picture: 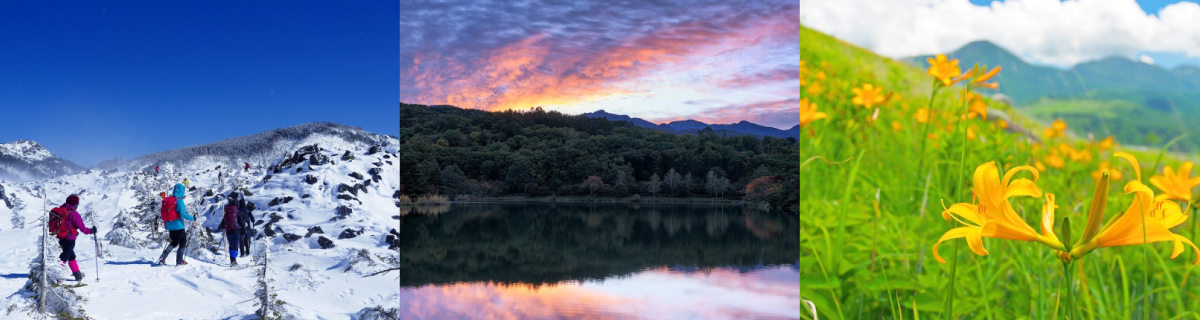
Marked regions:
[114,122,399,172]
[0,140,54,162]
[0,140,83,182]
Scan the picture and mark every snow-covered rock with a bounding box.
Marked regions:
[0,123,400,319]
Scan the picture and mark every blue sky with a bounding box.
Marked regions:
[969,0,1198,13]
[0,2,398,167]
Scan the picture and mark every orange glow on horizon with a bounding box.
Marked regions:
[402,11,799,114]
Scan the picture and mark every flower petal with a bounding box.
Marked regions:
[1158,203,1187,228]
[1115,152,1142,181]
[943,202,984,226]
[1093,199,1176,247]
[1149,175,1170,195]
[980,218,1041,242]
[1004,178,1043,200]
[1002,165,1040,185]
[1041,194,1058,239]
[933,226,987,263]
[1170,234,1200,265]
[973,162,1003,208]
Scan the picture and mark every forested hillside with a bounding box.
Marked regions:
[399,103,798,212]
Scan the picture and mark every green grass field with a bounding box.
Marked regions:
[800,24,1200,319]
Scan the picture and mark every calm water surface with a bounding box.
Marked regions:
[400,203,800,319]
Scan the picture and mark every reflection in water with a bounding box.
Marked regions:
[400,266,800,319]
[401,203,799,319]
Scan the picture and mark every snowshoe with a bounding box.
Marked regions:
[157,258,167,266]
[72,271,84,282]
[178,260,188,266]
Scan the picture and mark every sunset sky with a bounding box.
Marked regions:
[400,0,801,129]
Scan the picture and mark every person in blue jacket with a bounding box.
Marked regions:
[157,183,196,266]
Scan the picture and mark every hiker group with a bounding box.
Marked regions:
[49,178,258,283]
[219,191,256,266]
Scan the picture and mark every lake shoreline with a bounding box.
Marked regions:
[448,196,748,205]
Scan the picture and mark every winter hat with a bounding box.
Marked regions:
[66,194,80,206]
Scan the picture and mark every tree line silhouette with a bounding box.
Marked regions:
[400,103,798,213]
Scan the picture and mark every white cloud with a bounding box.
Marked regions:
[1139,54,1155,64]
[800,0,1200,67]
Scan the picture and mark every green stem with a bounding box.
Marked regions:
[943,240,960,319]
[913,81,941,203]
[1063,261,1075,319]
[953,86,971,199]
[1140,193,1149,320]
[945,84,973,320]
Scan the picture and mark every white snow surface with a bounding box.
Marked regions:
[0,140,400,319]
[0,140,54,162]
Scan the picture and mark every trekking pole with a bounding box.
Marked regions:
[38,188,46,313]
[89,215,101,282]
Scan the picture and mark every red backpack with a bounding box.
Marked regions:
[161,196,180,223]
[48,207,77,239]
[223,205,239,230]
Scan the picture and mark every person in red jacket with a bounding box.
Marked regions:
[155,166,159,176]
[244,162,250,172]
[54,195,97,282]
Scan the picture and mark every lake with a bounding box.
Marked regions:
[399,203,800,319]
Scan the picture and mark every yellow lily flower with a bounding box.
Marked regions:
[851,83,886,109]
[926,54,962,86]
[799,97,827,128]
[807,82,823,96]
[1070,152,1200,264]
[1069,149,1093,163]
[998,119,1009,129]
[965,91,981,103]
[934,162,1065,263]
[1052,119,1068,132]
[973,66,1002,84]
[1044,154,1065,169]
[914,108,930,124]
[1057,143,1074,154]
[1044,128,1062,139]
[1098,136,1115,151]
[1149,162,1200,202]
[968,100,988,120]
[891,121,903,132]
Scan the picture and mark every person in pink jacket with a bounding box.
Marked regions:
[55,195,97,282]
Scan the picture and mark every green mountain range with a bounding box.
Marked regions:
[903,41,1200,105]
[904,41,1200,152]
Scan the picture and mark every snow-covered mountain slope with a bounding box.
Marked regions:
[0,140,84,183]
[99,122,398,174]
[0,128,400,319]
